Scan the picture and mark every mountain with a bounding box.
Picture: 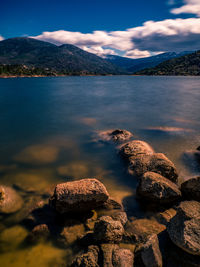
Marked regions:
[134,51,200,76]
[105,51,193,73]
[0,37,123,76]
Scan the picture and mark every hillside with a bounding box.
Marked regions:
[0,37,123,76]
[134,51,200,76]
[106,51,193,73]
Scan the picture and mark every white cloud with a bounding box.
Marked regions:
[171,0,200,16]
[0,35,4,41]
[33,17,200,58]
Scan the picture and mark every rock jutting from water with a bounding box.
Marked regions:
[167,201,200,256]
[137,172,181,204]
[96,129,133,143]
[0,185,23,214]
[181,176,200,201]
[49,178,109,214]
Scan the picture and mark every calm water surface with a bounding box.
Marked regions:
[0,76,200,266]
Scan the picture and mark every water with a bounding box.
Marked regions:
[0,76,200,266]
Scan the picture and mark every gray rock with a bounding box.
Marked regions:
[137,172,181,204]
[0,185,23,214]
[112,248,134,267]
[119,140,154,159]
[141,234,162,267]
[181,177,200,201]
[167,201,200,255]
[128,153,178,183]
[94,216,124,243]
[49,179,109,214]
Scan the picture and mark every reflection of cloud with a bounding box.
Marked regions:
[78,117,97,126]
[33,17,200,58]
[0,35,4,41]
[14,144,59,164]
[171,0,200,17]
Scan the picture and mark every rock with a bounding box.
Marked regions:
[128,153,178,183]
[156,208,177,225]
[72,245,99,267]
[137,172,181,204]
[49,179,109,214]
[28,224,50,243]
[141,234,162,267]
[111,211,128,226]
[0,185,23,214]
[124,218,166,244]
[97,129,133,143]
[85,210,98,231]
[167,201,200,255]
[100,244,118,267]
[94,216,124,243]
[119,140,154,159]
[112,248,134,267]
[101,198,123,211]
[58,223,85,247]
[181,177,200,201]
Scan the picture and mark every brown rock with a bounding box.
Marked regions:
[128,153,178,183]
[137,172,181,204]
[97,129,133,143]
[141,234,162,267]
[28,224,50,243]
[72,245,99,267]
[167,201,200,255]
[94,216,124,243]
[0,185,23,214]
[119,140,154,159]
[156,208,177,225]
[181,176,200,201]
[49,179,109,214]
[100,244,118,267]
[58,223,85,247]
[112,248,134,267]
[111,211,128,226]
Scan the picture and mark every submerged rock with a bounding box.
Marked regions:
[94,216,124,243]
[128,153,178,182]
[137,172,181,204]
[97,129,133,143]
[167,201,200,255]
[0,185,23,214]
[28,224,50,243]
[181,176,200,201]
[49,179,109,214]
[141,234,163,267]
[119,140,154,159]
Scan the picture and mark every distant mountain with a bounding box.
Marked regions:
[134,51,200,76]
[0,37,123,76]
[105,51,193,73]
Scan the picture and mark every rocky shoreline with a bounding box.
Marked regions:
[0,129,200,266]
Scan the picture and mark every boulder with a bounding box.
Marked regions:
[119,140,154,159]
[111,211,128,226]
[167,201,200,255]
[49,179,109,214]
[141,234,162,267]
[181,177,200,201]
[94,216,124,243]
[137,172,181,204]
[112,248,134,267]
[0,185,23,214]
[97,129,133,143]
[72,245,99,267]
[100,244,118,267]
[128,153,178,183]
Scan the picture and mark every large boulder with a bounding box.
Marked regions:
[94,216,124,243]
[49,179,109,214]
[119,140,154,159]
[141,234,163,267]
[128,153,178,183]
[167,201,200,255]
[181,177,200,201]
[0,185,23,214]
[137,172,181,204]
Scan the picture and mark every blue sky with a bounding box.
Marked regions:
[1,0,200,58]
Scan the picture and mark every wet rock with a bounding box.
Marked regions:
[85,210,98,231]
[100,244,118,267]
[58,223,85,247]
[112,248,134,267]
[156,208,177,225]
[94,216,124,243]
[28,224,50,243]
[101,198,123,211]
[0,185,23,214]
[128,153,178,183]
[181,176,200,201]
[167,201,200,255]
[141,234,162,267]
[97,129,133,143]
[124,218,166,244]
[72,245,99,267]
[119,140,154,159]
[137,172,181,204]
[111,211,128,226]
[49,179,109,214]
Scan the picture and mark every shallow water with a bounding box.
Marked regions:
[0,76,200,266]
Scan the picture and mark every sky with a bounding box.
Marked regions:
[1,0,200,58]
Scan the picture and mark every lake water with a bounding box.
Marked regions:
[0,76,200,266]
